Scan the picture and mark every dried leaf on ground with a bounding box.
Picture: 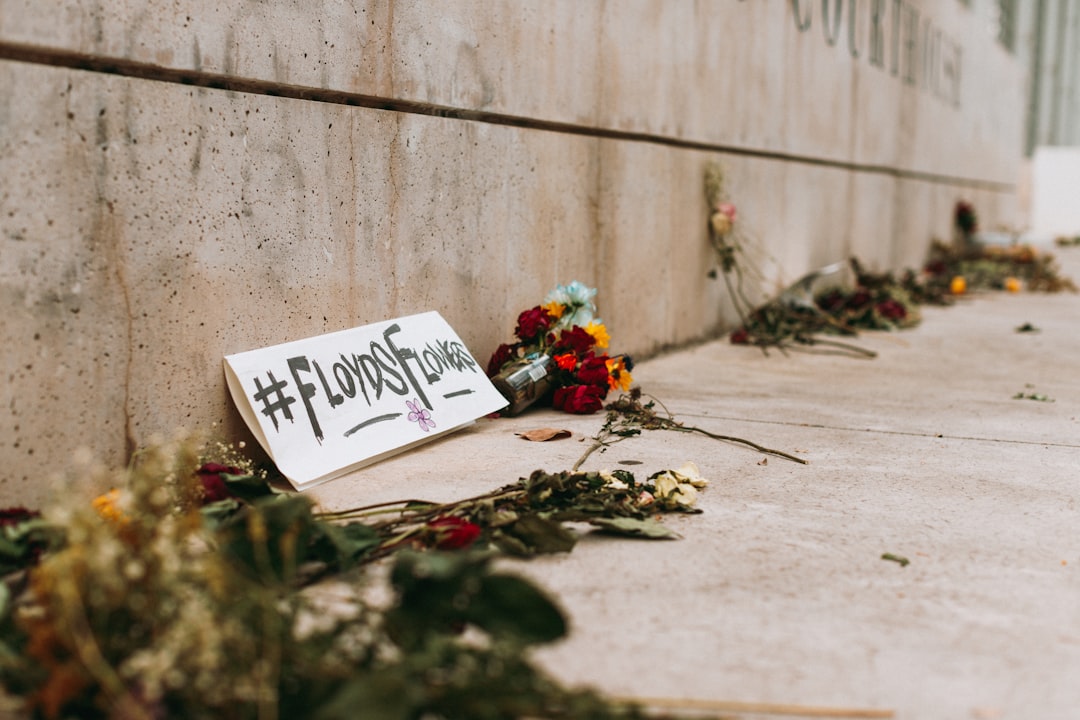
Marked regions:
[516,428,572,442]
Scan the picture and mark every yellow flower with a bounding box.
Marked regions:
[950,276,967,295]
[584,321,610,349]
[606,356,633,392]
[92,488,130,528]
[1005,277,1021,293]
[542,301,565,320]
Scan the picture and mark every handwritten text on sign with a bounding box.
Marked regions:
[224,312,508,490]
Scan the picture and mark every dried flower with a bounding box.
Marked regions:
[486,343,516,377]
[196,463,245,503]
[551,326,595,356]
[876,299,907,321]
[427,516,482,550]
[515,306,554,342]
[950,276,967,294]
[0,507,40,527]
[605,356,633,392]
[709,211,731,236]
[576,353,611,388]
[551,384,605,414]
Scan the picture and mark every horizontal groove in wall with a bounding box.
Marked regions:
[0,40,1015,193]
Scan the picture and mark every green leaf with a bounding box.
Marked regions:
[199,498,242,530]
[221,472,278,503]
[500,515,577,555]
[386,552,566,649]
[313,521,381,568]
[468,575,567,646]
[216,495,319,585]
[312,672,415,720]
[588,516,678,540]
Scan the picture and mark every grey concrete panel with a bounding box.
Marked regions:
[0,1,1022,183]
[1,62,736,503]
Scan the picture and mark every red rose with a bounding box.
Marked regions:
[552,326,595,355]
[816,290,847,314]
[487,342,516,377]
[847,290,872,310]
[515,307,554,342]
[730,327,750,345]
[0,507,40,527]
[576,353,610,387]
[955,201,977,234]
[552,384,605,414]
[876,299,907,321]
[427,516,482,550]
[196,463,245,503]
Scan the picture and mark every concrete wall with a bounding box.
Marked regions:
[1,1,1026,504]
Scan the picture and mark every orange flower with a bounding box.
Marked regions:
[554,353,578,371]
[606,356,633,392]
[1005,277,1021,293]
[950,276,967,295]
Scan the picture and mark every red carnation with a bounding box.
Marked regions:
[196,463,245,503]
[427,516,482,550]
[515,307,554,342]
[487,342,516,377]
[730,327,750,345]
[876,299,907,321]
[552,384,606,414]
[552,326,595,355]
[576,353,610,387]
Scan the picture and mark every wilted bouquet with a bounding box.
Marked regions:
[487,281,633,414]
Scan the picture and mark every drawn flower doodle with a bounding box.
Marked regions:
[406,399,436,432]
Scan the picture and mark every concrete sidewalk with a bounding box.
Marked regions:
[313,246,1080,720]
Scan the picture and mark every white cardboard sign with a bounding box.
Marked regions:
[224,312,508,490]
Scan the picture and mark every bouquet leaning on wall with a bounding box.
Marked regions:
[486,282,633,415]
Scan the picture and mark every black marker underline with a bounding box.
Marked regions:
[343,413,401,438]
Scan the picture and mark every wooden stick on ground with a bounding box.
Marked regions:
[628,696,895,719]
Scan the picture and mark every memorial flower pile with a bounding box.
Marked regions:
[0,435,724,720]
[923,238,1077,294]
[487,281,633,414]
[705,165,1076,356]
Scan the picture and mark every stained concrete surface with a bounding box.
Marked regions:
[313,245,1080,720]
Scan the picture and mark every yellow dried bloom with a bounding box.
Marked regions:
[92,489,130,528]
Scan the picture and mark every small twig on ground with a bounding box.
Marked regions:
[574,391,808,470]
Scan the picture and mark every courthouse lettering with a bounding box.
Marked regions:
[790,0,962,108]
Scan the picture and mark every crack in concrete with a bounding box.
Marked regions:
[678,413,1080,449]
